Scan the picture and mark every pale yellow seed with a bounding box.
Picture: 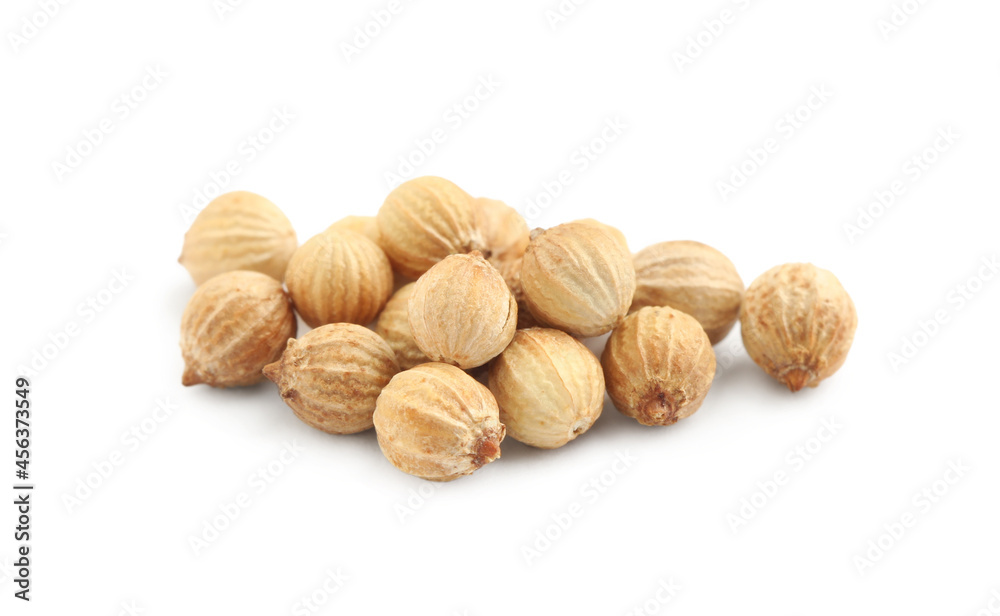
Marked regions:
[179,191,298,285]
[489,328,604,449]
[284,228,394,328]
[631,240,744,345]
[574,218,629,253]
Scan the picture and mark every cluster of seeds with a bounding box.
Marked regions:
[178,177,858,481]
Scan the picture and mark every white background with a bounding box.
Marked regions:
[2,0,999,614]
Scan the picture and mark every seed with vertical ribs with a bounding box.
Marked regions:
[328,215,381,247]
[408,252,517,369]
[377,176,485,278]
[575,218,629,253]
[740,263,857,391]
[520,220,636,337]
[284,228,394,328]
[179,191,298,285]
[473,197,530,287]
[180,270,296,388]
[375,283,432,370]
[631,240,744,345]
[373,362,505,481]
[489,328,604,449]
[602,306,716,426]
[263,323,399,434]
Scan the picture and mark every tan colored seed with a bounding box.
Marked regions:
[505,267,542,330]
[373,362,505,481]
[602,306,716,426]
[473,197,530,287]
[263,324,399,434]
[631,240,744,345]
[575,218,629,253]
[377,176,485,278]
[375,283,432,370]
[179,191,298,285]
[408,252,517,369]
[328,215,381,246]
[489,328,604,449]
[520,220,636,337]
[284,228,394,328]
[180,271,296,388]
[740,263,857,392]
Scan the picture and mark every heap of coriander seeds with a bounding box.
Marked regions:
[177,177,858,482]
